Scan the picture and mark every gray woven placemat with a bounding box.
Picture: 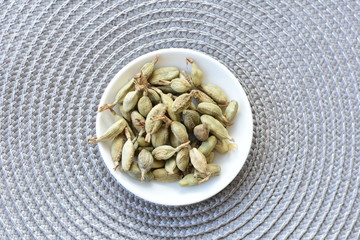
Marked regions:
[1,0,359,239]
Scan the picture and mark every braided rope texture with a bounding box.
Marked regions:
[1,0,359,239]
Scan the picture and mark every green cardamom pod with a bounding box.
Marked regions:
[119,104,131,121]
[179,173,200,187]
[151,125,169,148]
[131,111,146,134]
[121,136,136,171]
[198,136,217,156]
[215,139,237,153]
[194,123,210,141]
[168,78,192,93]
[127,162,154,182]
[152,141,190,160]
[176,147,190,171]
[206,151,215,163]
[153,168,182,182]
[191,89,217,105]
[182,110,201,132]
[147,88,161,104]
[165,157,177,174]
[155,85,179,94]
[179,70,192,84]
[224,100,238,122]
[123,90,141,112]
[170,131,182,147]
[197,102,230,126]
[136,146,154,152]
[137,136,150,147]
[186,58,203,87]
[111,134,125,168]
[137,95,153,117]
[144,103,167,142]
[152,160,165,169]
[200,115,233,140]
[172,93,192,114]
[88,118,127,143]
[108,108,135,139]
[140,56,159,79]
[153,88,180,121]
[148,67,180,85]
[171,121,189,143]
[189,148,208,173]
[138,149,154,182]
[200,83,228,106]
[98,79,135,112]
[194,163,221,183]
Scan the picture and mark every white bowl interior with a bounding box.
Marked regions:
[96,48,253,206]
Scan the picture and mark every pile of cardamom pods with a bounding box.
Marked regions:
[88,56,238,187]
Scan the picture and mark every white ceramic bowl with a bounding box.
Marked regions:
[96,48,253,206]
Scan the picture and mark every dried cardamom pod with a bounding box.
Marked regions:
[189,148,208,173]
[152,160,165,169]
[194,163,221,183]
[127,162,154,182]
[194,123,210,141]
[165,157,177,174]
[161,78,191,93]
[137,136,150,147]
[148,67,180,85]
[147,88,161,104]
[224,100,238,122]
[131,111,146,135]
[145,103,167,142]
[176,147,190,171]
[108,108,135,139]
[152,141,190,160]
[88,118,127,143]
[122,90,141,112]
[182,110,201,132]
[153,88,180,121]
[206,151,215,163]
[186,58,203,87]
[179,70,192,83]
[156,85,179,94]
[171,121,189,143]
[197,102,230,126]
[191,89,216,104]
[119,104,131,121]
[179,173,200,187]
[153,168,182,182]
[137,95,153,117]
[98,79,135,112]
[200,115,233,140]
[215,139,237,153]
[200,84,228,106]
[121,134,136,171]
[138,149,154,181]
[140,56,159,79]
[198,136,217,156]
[170,131,182,147]
[151,125,169,148]
[137,146,154,152]
[172,93,192,114]
[111,134,125,170]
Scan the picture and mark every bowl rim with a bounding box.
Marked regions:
[96,48,253,206]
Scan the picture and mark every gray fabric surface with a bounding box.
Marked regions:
[1,0,359,239]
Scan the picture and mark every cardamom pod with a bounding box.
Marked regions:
[131,111,146,134]
[170,131,182,147]
[189,148,208,173]
[148,67,180,85]
[179,70,192,84]
[191,89,216,104]
[165,157,177,174]
[127,162,154,182]
[88,118,127,143]
[215,139,237,153]
[172,93,192,114]
[111,134,125,170]
[188,102,197,111]
[137,146,154,152]
[98,79,135,112]
[108,108,135,139]
[140,56,159,79]
[186,58,203,87]
[224,100,238,122]
[197,102,230,126]
[198,136,217,156]
[176,147,190,171]
[145,103,167,142]
[153,168,182,182]
[138,149,154,182]
[194,163,221,183]
[152,141,190,160]
[168,78,192,93]
[122,90,141,112]
[156,85,179,94]
[194,123,210,141]
[152,160,165,169]
[153,88,180,121]
[200,84,228,106]
[121,136,136,171]
[179,173,200,187]
[206,151,215,163]
[200,115,233,140]
[137,95,153,117]
[137,136,150,147]
[147,88,161,104]
[171,121,189,143]
[182,110,201,132]
[151,125,169,148]
[119,104,131,121]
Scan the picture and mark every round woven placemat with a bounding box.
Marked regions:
[1,1,359,239]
